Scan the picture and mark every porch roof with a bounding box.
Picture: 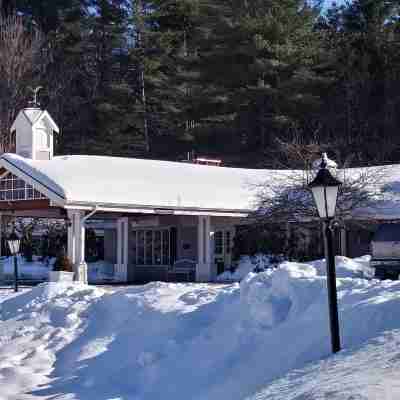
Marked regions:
[0,153,285,216]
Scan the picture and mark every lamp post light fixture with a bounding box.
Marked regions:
[7,231,21,292]
[309,153,342,354]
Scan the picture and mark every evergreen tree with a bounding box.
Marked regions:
[317,0,400,165]
[180,0,324,166]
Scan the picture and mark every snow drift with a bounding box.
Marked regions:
[1,258,400,399]
[217,254,372,282]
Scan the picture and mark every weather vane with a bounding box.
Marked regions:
[27,86,43,108]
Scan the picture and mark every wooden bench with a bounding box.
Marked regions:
[168,259,197,282]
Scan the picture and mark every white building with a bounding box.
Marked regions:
[0,104,278,283]
[3,104,400,283]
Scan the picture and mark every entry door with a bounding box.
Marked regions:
[214,229,234,273]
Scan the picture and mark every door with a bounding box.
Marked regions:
[214,229,234,273]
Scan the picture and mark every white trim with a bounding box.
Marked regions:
[197,216,213,282]
[63,204,248,217]
[32,111,60,133]
[123,217,129,268]
[116,217,128,282]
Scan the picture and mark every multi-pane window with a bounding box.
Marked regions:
[0,173,45,201]
[132,228,170,266]
[214,231,224,255]
[214,230,233,255]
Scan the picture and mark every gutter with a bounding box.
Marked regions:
[64,201,252,217]
[82,206,99,223]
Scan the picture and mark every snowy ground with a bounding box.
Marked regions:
[1,256,55,281]
[0,257,116,283]
[0,256,399,399]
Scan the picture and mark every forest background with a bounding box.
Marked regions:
[0,0,399,169]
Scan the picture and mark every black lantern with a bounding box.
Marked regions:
[309,156,342,219]
[7,231,20,256]
[309,154,342,354]
[7,231,20,292]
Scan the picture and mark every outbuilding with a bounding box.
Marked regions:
[371,224,400,279]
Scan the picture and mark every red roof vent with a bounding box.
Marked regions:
[193,157,222,166]
[181,151,222,166]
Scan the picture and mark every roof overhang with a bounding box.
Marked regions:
[63,202,250,218]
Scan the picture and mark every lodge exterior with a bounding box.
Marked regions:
[0,105,267,283]
[2,104,400,283]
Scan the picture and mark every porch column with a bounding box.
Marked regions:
[67,210,88,283]
[196,215,215,282]
[67,211,75,263]
[116,217,129,282]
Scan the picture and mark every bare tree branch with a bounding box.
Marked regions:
[0,13,44,152]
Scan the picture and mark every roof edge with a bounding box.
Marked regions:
[64,201,251,217]
[32,110,60,133]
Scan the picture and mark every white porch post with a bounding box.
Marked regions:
[67,210,75,264]
[196,215,214,282]
[67,210,88,283]
[116,217,128,282]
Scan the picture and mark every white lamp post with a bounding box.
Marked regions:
[7,231,21,292]
[309,153,342,353]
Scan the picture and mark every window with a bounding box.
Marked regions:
[214,231,223,255]
[132,228,171,266]
[36,129,49,150]
[0,173,46,201]
[214,230,233,255]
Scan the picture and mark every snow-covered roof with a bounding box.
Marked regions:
[0,153,280,215]
[10,108,60,133]
[2,153,400,218]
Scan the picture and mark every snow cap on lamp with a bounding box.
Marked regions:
[309,154,342,219]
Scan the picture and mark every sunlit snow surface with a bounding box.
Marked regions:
[1,258,400,399]
[248,330,400,400]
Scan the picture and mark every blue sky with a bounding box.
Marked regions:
[324,0,347,7]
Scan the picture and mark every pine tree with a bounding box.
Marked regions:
[179,0,324,166]
[316,0,400,165]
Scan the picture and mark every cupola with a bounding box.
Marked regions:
[10,87,59,160]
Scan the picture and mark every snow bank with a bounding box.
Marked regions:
[216,254,371,282]
[1,259,400,400]
[312,255,372,278]
[216,254,284,282]
[0,283,105,400]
